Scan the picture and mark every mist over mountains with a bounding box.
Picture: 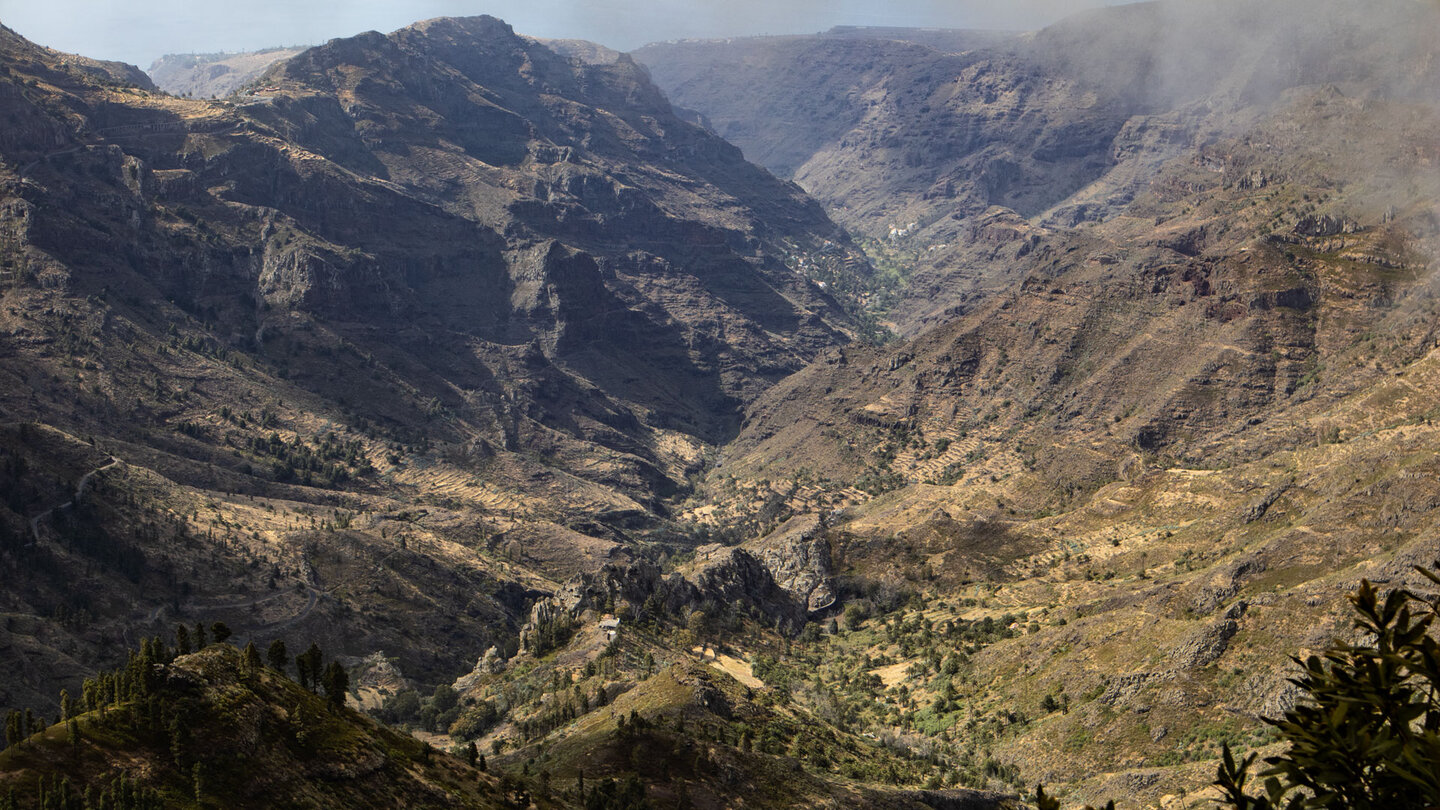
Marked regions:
[2,1,1439,807]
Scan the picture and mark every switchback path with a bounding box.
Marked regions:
[27,457,120,545]
[186,552,323,636]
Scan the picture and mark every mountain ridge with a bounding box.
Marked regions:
[3,2,1440,807]
[0,12,866,722]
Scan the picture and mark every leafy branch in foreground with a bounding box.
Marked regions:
[1035,564,1440,809]
[1216,566,1440,809]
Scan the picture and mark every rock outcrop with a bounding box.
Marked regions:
[681,544,809,629]
[0,13,867,574]
[452,646,507,691]
[743,514,837,611]
[1168,600,1247,670]
[551,560,698,617]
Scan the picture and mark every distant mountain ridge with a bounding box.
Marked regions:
[636,2,1440,331]
[659,4,1440,804]
[148,47,304,97]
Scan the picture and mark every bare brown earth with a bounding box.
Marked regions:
[673,39,1440,809]
[3,2,1440,808]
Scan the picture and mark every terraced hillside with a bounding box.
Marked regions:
[3,1,1440,808]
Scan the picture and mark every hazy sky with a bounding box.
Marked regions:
[0,0,1128,69]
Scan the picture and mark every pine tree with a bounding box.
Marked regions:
[175,624,191,655]
[211,622,232,644]
[322,661,348,708]
[267,639,288,674]
[466,740,479,767]
[3,710,21,748]
[192,762,208,802]
[243,641,263,672]
[169,714,191,767]
[193,622,207,649]
[143,635,169,665]
[298,643,323,692]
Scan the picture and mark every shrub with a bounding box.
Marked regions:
[1039,564,1440,809]
[1215,568,1440,808]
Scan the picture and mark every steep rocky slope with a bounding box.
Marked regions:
[0,14,865,720]
[637,1,1440,335]
[707,81,1440,511]
[670,4,1440,804]
[6,1,1440,807]
[637,24,1127,236]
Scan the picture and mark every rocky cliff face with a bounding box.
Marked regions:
[503,523,837,650]
[636,26,1134,239]
[0,15,866,718]
[0,14,863,510]
[743,514,836,612]
[637,1,1440,334]
[712,84,1440,500]
[254,16,858,414]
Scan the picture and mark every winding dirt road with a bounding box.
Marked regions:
[27,457,120,546]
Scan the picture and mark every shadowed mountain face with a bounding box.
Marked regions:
[1,14,859,482]
[0,16,865,715]
[238,16,861,445]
